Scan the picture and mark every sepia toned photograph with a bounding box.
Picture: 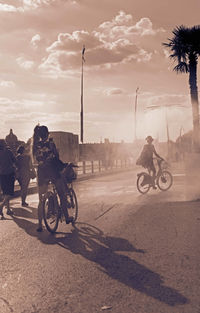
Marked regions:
[0,1,200,312]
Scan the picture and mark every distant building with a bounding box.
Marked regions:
[5,129,24,155]
[49,131,79,163]
[5,129,18,146]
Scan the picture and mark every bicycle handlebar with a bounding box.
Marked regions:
[67,162,79,168]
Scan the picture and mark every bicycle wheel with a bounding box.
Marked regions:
[136,172,151,194]
[67,188,78,223]
[156,170,173,191]
[43,191,60,233]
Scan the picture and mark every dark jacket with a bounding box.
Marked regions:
[0,147,16,175]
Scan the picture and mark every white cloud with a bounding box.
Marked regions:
[47,30,101,52]
[22,0,77,10]
[145,93,190,109]
[137,49,152,62]
[0,0,77,13]
[0,3,22,12]
[41,10,163,76]
[0,80,15,88]
[104,88,124,96]
[163,48,171,59]
[97,11,164,41]
[17,56,34,69]
[31,34,41,48]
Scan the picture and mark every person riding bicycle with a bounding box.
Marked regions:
[32,125,74,232]
[136,136,164,189]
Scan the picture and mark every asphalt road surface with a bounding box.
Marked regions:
[0,168,200,313]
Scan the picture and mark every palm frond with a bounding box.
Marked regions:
[173,62,189,73]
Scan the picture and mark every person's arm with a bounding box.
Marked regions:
[152,145,163,160]
[28,155,34,170]
[8,149,16,164]
[50,141,59,159]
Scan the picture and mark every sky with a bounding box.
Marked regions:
[0,0,200,143]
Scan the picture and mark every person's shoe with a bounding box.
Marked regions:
[66,216,74,224]
[22,202,29,207]
[36,226,43,232]
[66,200,71,208]
[152,185,157,190]
[0,205,4,219]
[6,208,14,215]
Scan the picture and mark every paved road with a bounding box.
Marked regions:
[0,169,200,313]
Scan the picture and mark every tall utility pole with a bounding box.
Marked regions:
[165,109,170,158]
[134,87,139,141]
[80,45,85,143]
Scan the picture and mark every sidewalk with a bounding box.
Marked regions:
[13,165,137,198]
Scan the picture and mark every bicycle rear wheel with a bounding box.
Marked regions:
[156,170,173,191]
[67,188,78,223]
[43,191,60,233]
[136,172,151,194]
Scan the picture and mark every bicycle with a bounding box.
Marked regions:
[42,162,78,233]
[136,158,173,194]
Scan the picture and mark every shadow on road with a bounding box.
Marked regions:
[56,222,188,307]
[11,206,37,219]
[11,214,189,307]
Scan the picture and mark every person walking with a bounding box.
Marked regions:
[0,139,16,218]
[32,125,73,232]
[16,145,35,207]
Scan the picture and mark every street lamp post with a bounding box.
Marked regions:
[134,87,139,141]
[80,45,85,144]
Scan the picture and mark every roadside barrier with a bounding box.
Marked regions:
[13,158,135,197]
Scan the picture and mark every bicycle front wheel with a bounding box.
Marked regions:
[136,172,151,194]
[67,188,78,223]
[156,170,173,191]
[43,191,60,233]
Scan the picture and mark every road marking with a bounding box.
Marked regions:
[94,205,115,220]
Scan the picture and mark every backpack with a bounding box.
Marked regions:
[61,163,77,183]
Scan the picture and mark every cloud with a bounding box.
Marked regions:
[104,88,125,96]
[40,10,162,75]
[47,30,100,52]
[16,56,34,69]
[97,11,164,41]
[0,0,77,13]
[145,93,190,109]
[31,34,41,48]
[0,3,22,12]
[0,80,15,88]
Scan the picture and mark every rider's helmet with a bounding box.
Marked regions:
[145,135,154,143]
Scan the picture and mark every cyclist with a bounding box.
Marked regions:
[32,125,73,232]
[136,136,164,189]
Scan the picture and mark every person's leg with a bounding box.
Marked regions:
[37,184,48,231]
[0,194,9,217]
[54,177,73,224]
[150,164,157,188]
[5,195,13,214]
[21,176,30,206]
[3,173,15,215]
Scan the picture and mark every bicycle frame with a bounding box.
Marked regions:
[136,158,172,194]
[147,158,164,183]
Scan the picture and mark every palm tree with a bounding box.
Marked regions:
[163,25,200,150]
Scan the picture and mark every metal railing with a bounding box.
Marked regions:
[77,158,135,175]
[13,158,135,196]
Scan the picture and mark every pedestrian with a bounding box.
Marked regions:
[32,125,73,232]
[16,145,35,207]
[0,139,16,218]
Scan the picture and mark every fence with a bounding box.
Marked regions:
[12,157,135,196]
[77,158,135,175]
